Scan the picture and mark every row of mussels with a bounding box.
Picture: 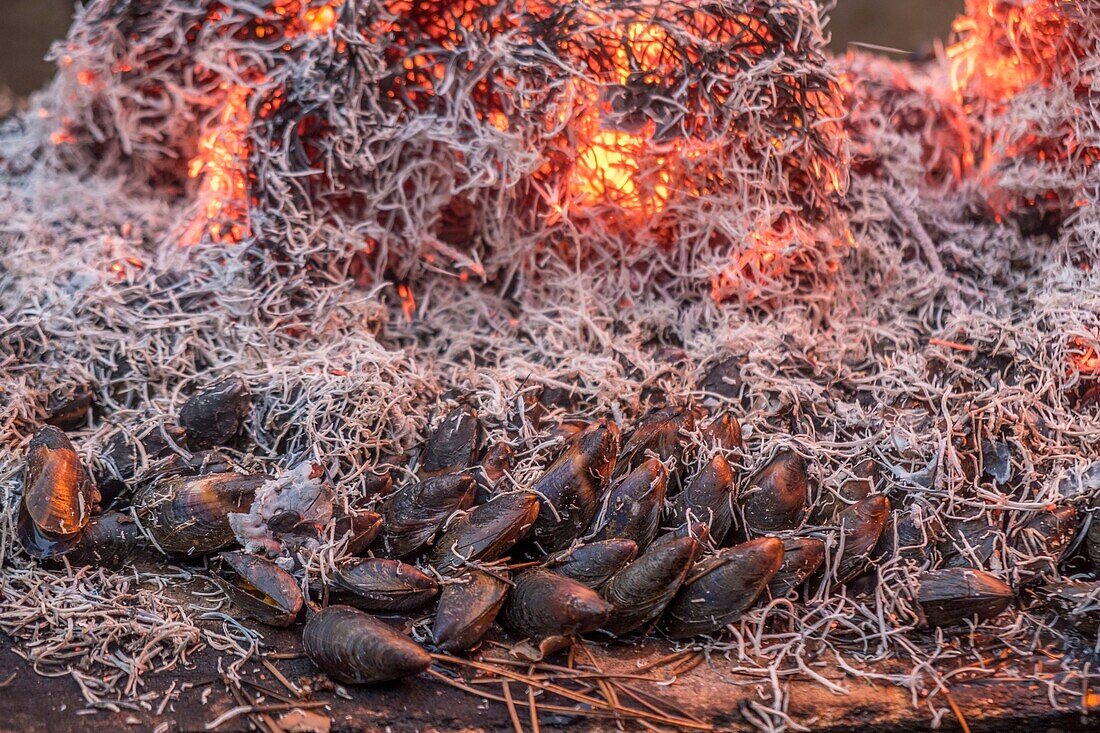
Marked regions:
[15,376,1093,686]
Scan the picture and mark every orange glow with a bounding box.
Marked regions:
[1070,337,1100,375]
[710,222,833,303]
[303,4,339,34]
[571,125,670,215]
[397,284,417,321]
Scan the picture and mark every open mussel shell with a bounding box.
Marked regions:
[835,495,890,583]
[667,454,735,546]
[742,450,808,534]
[542,539,638,589]
[68,511,143,568]
[23,426,98,538]
[914,568,1014,627]
[303,605,430,685]
[211,551,304,627]
[613,406,697,487]
[600,536,699,637]
[419,405,483,477]
[501,568,610,643]
[1009,505,1076,582]
[178,376,251,449]
[586,458,666,551]
[663,537,784,639]
[431,491,539,574]
[333,509,383,556]
[134,471,265,555]
[767,537,826,598]
[433,569,511,652]
[378,471,477,557]
[334,558,439,612]
[528,419,620,553]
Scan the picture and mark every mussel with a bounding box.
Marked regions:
[940,513,999,569]
[698,358,743,403]
[334,558,439,612]
[20,426,99,558]
[542,539,638,589]
[810,459,876,525]
[45,385,93,430]
[835,495,890,583]
[666,454,735,545]
[419,405,482,477]
[914,568,1013,627]
[742,451,808,534]
[600,536,699,636]
[378,471,477,557]
[95,424,188,505]
[68,511,143,568]
[303,606,430,684]
[699,411,742,450]
[333,508,383,555]
[613,407,697,487]
[210,551,304,626]
[431,491,540,573]
[767,537,826,598]
[433,569,511,652]
[1009,505,1076,582]
[663,537,784,639]
[501,568,610,643]
[527,419,620,553]
[178,376,251,449]
[1032,580,1100,635]
[133,471,265,555]
[586,458,666,550]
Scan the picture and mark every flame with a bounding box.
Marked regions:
[571,124,670,215]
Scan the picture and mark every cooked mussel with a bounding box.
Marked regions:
[333,508,383,555]
[178,376,251,449]
[419,405,482,477]
[600,536,699,636]
[20,426,99,558]
[210,551,304,626]
[68,511,143,568]
[699,411,742,450]
[742,451,808,534]
[134,471,265,555]
[334,558,439,612]
[914,568,1014,627]
[527,419,620,553]
[303,605,430,684]
[663,537,784,639]
[501,568,610,643]
[613,407,697,487]
[835,495,890,583]
[432,569,511,652]
[767,537,826,598]
[666,454,735,545]
[542,539,638,589]
[431,492,539,573]
[378,471,477,557]
[810,459,876,525]
[586,458,666,550]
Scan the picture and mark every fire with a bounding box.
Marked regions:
[1070,337,1100,376]
[572,126,670,215]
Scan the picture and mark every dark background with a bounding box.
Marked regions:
[0,0,964,98]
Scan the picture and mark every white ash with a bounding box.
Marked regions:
[229,462,334,566]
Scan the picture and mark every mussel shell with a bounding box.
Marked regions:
[45,386,93,430]
[600,537,699,636]
[134,471,265,555]
[474,442,515,500]
[809,459,875,525]
[613,407,697,486]
[699,412,742,450]
[698,358,743,403]
[1009,505,1076,581]
[23,426,98,537]
[835,495,890,582]
[872,504,944,564]
[68,511,143,568]
[431,492,540,573]
[211,551,304,626]
[528,419,620,553]
[742,451,808,534]
[378,471,477,557]
[432,569,511,652]
[650,521,713,552]
[667,454,735,545]
[17,506,81,559]
[303,605,430,684]
[915,568,1013,627]
[767,537,826,598]
[420,405,483,477]
[334,558,439,612]
[587,458,666,550]
[542,539,638,589]
[95,425,188,505]
[178,377,251,449]
[1031,580,1100,635]
[333,509,383,555]
[663,537,784,639]
[501,568,610,642]
[940,514,999,569]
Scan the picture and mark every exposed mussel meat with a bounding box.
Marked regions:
[178,376,251,449]
[663,537,784,639]
[134,471,265,555]
[334,558,440,612]
[501,568,610,644]
[527,419,620,553]
[433,568,511,652]
[742,450,808,534]
[542,539,638,589]
[302,605,430,684]
[767,537,826,598]
[599,536,699,636]
[20,426,99,558]
[378,471,477,557]
[419,405,483,477]
[666,454,735,546]
[835,495,890,582]
[586,458,666,550]
[210,551,304,626]
[431,491,539,574]
[914,568,1014,627]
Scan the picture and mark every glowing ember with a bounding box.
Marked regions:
[572,127,670,215]
[1070,337,1100,376]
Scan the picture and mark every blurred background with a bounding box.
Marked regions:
[0,0,964,98]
